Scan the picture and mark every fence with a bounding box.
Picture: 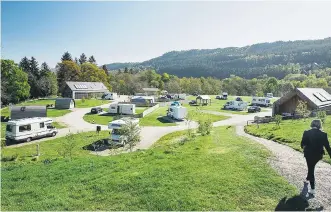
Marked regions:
[138,104,160,118]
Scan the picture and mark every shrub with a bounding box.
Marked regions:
[81,96,86,103]
[317,110,326,124]
[274,115,282,128]
[198,118,212,136]
[57,133,76,160]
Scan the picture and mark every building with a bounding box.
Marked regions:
[272,88,331,116]
[10,106,47,120]
[55,98,75,109]
[131,96,155,107]
[196,95,211,105]
[63,81,109,99]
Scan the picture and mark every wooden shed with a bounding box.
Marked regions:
[273,88,331,116]
[55,98,75,109]
[10,106,47,120]
[196,95,211,106]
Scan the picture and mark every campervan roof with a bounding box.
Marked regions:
[7,117,53,125]
[108,118,139,129]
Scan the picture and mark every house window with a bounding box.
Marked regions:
[40,122,45,128]
[19,124,31,132]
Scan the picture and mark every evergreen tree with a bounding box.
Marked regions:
[30,57,40,78]
[102,65,109,75]
[61,51,73,62]
[79,53,87,64]
[40,62,51,77]
[88,55,96,64]
[74,57,79,65]
[124,67,129,73]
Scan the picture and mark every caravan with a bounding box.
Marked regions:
[109,103,136,115]
[223,101,248,111]
[167,106,187,120]
[103,92,118,100]
[108,118,140,144]
[251,97,271,107]
[5,117,58,142]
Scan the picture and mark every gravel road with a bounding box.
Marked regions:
[236,125,331,210]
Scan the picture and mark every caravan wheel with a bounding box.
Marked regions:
[52,132,57,137]
[26,137,32,142]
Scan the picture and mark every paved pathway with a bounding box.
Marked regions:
[236,125,331,210]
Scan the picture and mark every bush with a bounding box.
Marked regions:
[274,115,282,128]
[198,118,212,136]
[81,96,86,103]
[317,110,326,124]
[57,133,76,160]
[1,154,19,162]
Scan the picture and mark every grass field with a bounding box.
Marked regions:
[75,99,110,108]
[245,116,331,164]
[1,127,297,211]
[139,106,229,127]
[83,107,149,125]
[186,95,274,115]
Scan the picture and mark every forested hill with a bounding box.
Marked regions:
[105,37,331,79]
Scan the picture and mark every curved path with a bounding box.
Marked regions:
[237,125,331,210]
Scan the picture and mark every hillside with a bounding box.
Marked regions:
[105,37,331,79]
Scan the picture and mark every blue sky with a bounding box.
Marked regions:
[2,1,331,67]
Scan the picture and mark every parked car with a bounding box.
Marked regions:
[235,97,243,101]
[91,107,103,114]
[216,95,221,100]
[248,106,261,113]
[189,100,198,105]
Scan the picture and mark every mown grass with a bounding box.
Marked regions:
[75,99,110,108]
[245,116,331,164]
[52,122,67,129]
[1,127,297,211]
[187,95,274,115]
[83,107,149,125]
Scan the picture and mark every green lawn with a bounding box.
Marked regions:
[75,99,110,108]
[52,122,67,129]
[245,116,331,164]
[1,127,297,210]
[186,95,274,115]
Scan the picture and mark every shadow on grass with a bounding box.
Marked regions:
[275,182,324,211]
[82,138,123,152]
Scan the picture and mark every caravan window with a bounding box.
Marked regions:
[111,106,116,109]
[40,122,45,128]
[6,125,13,132]
[19,124,31,132]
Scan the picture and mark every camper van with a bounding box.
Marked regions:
[174,94,186,100]
[5,117,58,142]
[109,103,136,115]
[167,106,187,120]
[108,118,140,144]
[223,101,248,111]
[221,92,228,100]
[251,97,271,107]
[103,92,118,100]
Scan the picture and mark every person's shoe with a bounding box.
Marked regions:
[304,179,309,184]
[308,188,315,195]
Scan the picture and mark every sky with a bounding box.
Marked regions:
[2,1,331,67]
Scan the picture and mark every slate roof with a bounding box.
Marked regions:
[66,81,108,92]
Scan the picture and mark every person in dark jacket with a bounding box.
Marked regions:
[301,119,331,195]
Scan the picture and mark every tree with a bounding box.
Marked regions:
[74,57,79,65]
[39,71,58,97]
[40,62,51,77]
[161,73,170,82]
[61,51,73,62]
[264,77,278,95]
[57,61,81,94]
[29,57,40,78]
[88,55,96,65]
[274,115,282,128]
[124,67,128,73]
[102,65,109,76]
[80,63,111,90]
[119,120,141,152]
[1,59,30,104]
[79,53,87,64]
[295,100,310,120]
[19,57,40,98]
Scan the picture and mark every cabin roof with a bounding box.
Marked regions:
[66,81,108,92]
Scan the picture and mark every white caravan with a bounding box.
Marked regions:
[167,106,188,120]
[223,101,248,111]
[103,92,118,100]
[109,103,136,115]
[174,94,186,100]
[221,92,228,100]
[5,117,58,142]
[108,118,140,144]
[266,93,273,98]
[251,97,271,107]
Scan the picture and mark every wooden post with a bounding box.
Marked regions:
[36,144,40,156]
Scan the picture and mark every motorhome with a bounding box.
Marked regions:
[174,94,186,100]
[108,118,140,144]
[170,101,181,107]
[266,93,273,98]
[167,106,187,120]
[221,92,228,100]
[103,92,118,100]
[223,101,248,111]
[5,117,58,142]
[109,103,136,115]
[251,97,271,107]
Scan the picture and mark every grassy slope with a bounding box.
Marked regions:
[1,127,296,211]
[75,99,110,108]
[245,116,331,164]
[187,95,274,115]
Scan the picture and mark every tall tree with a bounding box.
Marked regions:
[88,55,96,65]
[19,57,40,98]
[40,62,51,77]
[74,57,79,65]
[102,65,109,75]
[80,63,112,90]
[61,51,73,62]
[79,53,87,64]
[124,67,129,73]
[29,57,40,78]
[1,59,30,104]
[57,61,81,94]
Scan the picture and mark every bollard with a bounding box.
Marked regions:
[36,144,40,156]
[96,125,101,134]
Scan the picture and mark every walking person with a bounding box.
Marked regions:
[301,119,331,195]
